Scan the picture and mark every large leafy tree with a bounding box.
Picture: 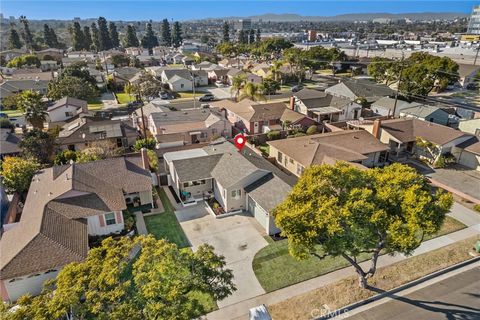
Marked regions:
[239,82,265,101]
[123,25,140,48]
[222,21,230,42]
[172,21,183,48]
[262,78,280,95]
[83,26,93,51]
[43,24,59,48]
[0,156,39,194]
[19,16,34,50]
[57,63,97,85]
[2,236,236,320]
[273,162,453,288]
[230,73,246,101]
[90,22,101,51]
[97,17,112,51]
[160,18,172,47]
[17,90,46,129]
[109,21,120,48]
[367,57,399,86]
[8,24,22,49]
[70,21,86,51]
[19,129,54,164]
[6,54,40,68]
[47,76,98,101]
[141,22,159,54]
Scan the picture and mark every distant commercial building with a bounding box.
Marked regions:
[235,19,252,31]
[307,30,317,42]
[467,5,480,35]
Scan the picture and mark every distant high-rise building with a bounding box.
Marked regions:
[235,19,252,31]
[307,30,317,42]
[467,5,480,35]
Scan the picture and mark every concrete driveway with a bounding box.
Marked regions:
[428,165,480,200]
[175,204,268,307]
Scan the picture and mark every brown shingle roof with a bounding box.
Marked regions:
[380,118,470,145]
[268,130,388,167]
[0,155,151,280]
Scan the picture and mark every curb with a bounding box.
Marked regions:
[317,255,480,319]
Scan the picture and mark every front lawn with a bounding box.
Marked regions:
[87,97,104,110]
[257,144,270,157]
[253,216,466,292]
[116,92,134,104]
[2,109,22,117]
[178,91,198,99]
[144,188,190,248]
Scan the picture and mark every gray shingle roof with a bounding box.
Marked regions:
[0,129,21,156]
[245,173,292,213]
[172,154,222,182]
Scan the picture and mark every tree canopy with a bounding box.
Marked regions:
[161,19,172,47]
[6,54,40,68]
[123,25,140,48]
[8,25,22,49]
[141,22,159,53]
[19,129,54,164]
[0,156,39,194]
[17,90,46,129]
[273,162,453,288]
[1,235,236,320]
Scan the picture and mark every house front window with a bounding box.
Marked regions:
[65,111,74,117]
[104,212,116,225]
[277,152,283,163]
[296,163,304,175]
[231,189,241,199]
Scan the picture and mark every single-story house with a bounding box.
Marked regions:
[0,79,49,99]
[161,69,208,92]
[40,60,59,71]
[35,48,64,61]
[46,97,88,125]
[208,69,229,84]
[370,97,421,117]
[56,116,138,151]
[458,118,480,136]
[210,99,290,134]
[356,118,473,162]
[268,130,389,176]
[325,79,394,103]
[148,108,232,148]
[457,63,480,88]
[454,137,480,171]
[0,153,153,302]
[399,105,458,127]
[0,49,27,62]
[163,141,295,235]
[290,88,362,122]
[280,108,318,131]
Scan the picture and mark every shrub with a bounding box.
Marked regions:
[122,210,136,231]
[133,138,156,151]
[289,132,307,138]
[306,125,318,135]
[0,118,14,131]
[147,149,158,172]
[473,204,480,213]
[248,136,260,146]
[266,130,281,141]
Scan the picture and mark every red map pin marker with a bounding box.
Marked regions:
[234,134,246,151]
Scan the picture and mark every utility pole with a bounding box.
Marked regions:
[136,93,147,138]
[392,51,405,118]
[191,72,196,109]
[474,45,479,66]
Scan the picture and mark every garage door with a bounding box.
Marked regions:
[459,152,480,171]
[248,196,268,230]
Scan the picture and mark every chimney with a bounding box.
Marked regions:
[140,148,150,171]
[289,97,295,110]
[372,119,381,139]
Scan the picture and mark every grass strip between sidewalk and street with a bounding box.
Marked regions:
[268,236,479,320]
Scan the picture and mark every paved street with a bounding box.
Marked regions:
[348,266,480,320]
[175,204,268,307]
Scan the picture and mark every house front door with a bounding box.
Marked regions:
[254,122,259,133]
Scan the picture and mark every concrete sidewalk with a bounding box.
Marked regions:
[206,221,480,320]
[447,202,480,227]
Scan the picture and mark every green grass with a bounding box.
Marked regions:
[178,91,198,98]
[254,216,466,292]
[1,109,23,117]
[189,290,218,313]
[87,97,104,110]
[144,188,190,248]
[116,92,134,104]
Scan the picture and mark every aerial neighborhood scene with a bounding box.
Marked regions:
[1,1,480,319]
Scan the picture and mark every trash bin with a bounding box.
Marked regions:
[475,240,480,253]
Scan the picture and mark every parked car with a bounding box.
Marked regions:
[127,101,143,108]
[0,112,8,119]
[199,93,215,102]
[160,91,174,100]
[215,80,227,87]
[249,305,272,320]
[201,103,210,109]
[291,85,304,92]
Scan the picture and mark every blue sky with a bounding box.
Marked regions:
[1,1,477,21]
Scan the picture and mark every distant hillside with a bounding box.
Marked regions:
[217,12,468,22]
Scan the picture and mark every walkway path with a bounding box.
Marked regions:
[206,203,480,320]
[134,212,148,235]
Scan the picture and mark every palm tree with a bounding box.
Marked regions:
[269,60,283,82]
[230,73,246,101]
[239,82,266,102]
[18,90,46,129]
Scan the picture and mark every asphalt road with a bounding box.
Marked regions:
[348,267,480,320]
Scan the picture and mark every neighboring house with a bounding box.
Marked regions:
[161,69,208,91]
[457,63,480,88]
[208,69,229,84]
[0,49,27,62]
[280,108,318,131]
[0,153,153,302]
[131,101,170,131]
[0,129,21,159]
[458,118,480,136]
[148,108,232,148]
[210,99,289,134]
[399,105,458,127]
[0,79,49,99]
[370,97,420,117]
[40,60,59,71]
[46,97,88,125]
[163,141,296,234]
[356,118,473,162]
[10,69,55,81]
[268,130,389,176]
[325,79,394,103]
[35,48,64,61]
[56,117,138,151]
[192,61,221,71]
[113,67,142,86]
[290,88,362,122]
